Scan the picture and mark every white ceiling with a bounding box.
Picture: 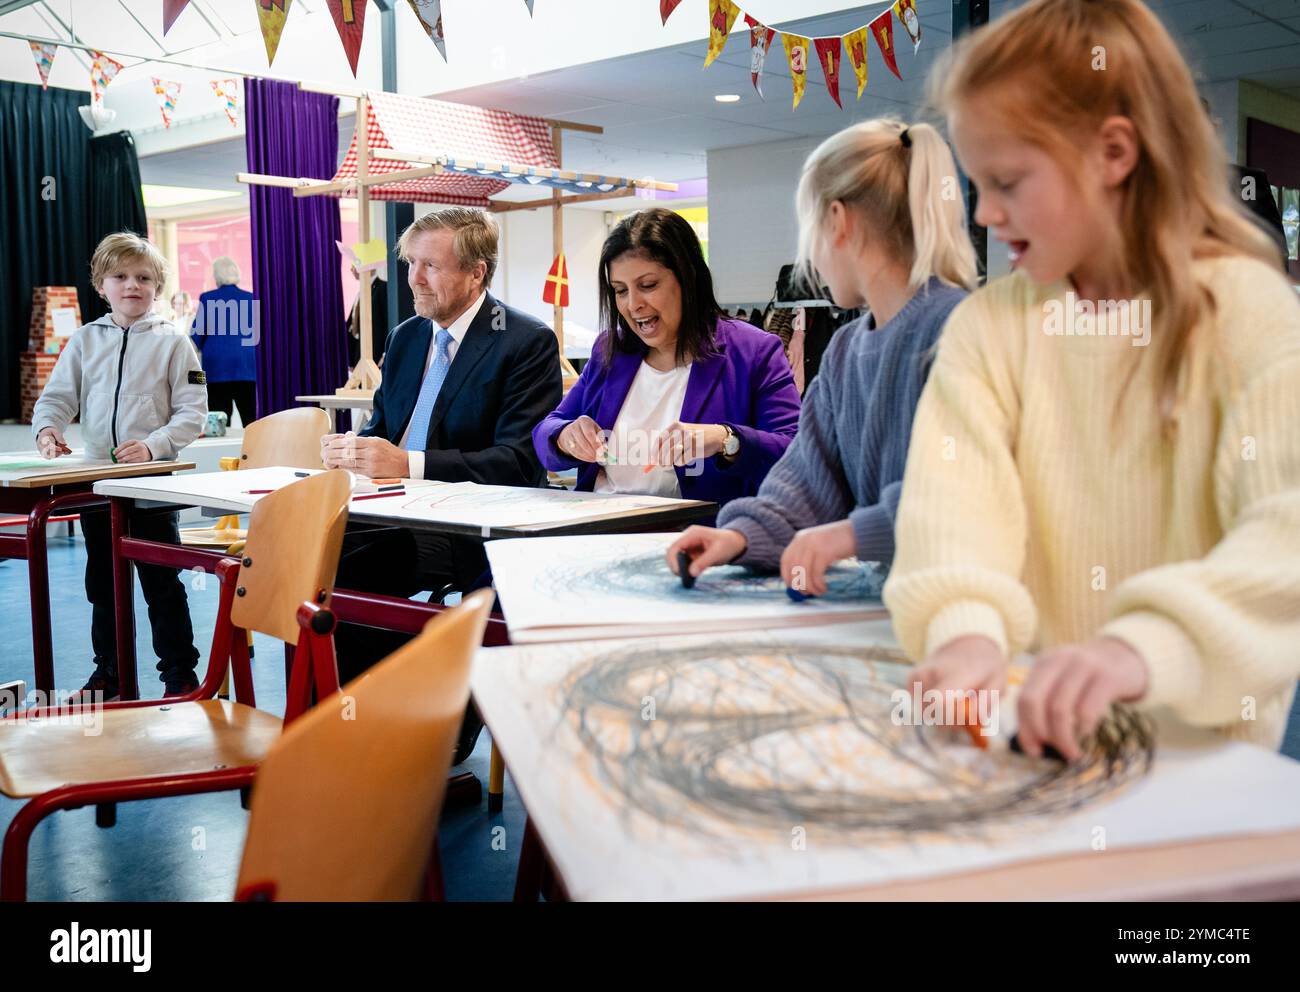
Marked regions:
[61,0,1300,207]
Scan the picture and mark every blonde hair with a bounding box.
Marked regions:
[90,232,169,291]
[213,256,241,286]
[398,206,499,286]
[795,117,979,295]
[932,0,1277,428]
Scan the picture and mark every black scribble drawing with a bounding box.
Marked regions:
[536,551,886,606]
[559,639,1155,844]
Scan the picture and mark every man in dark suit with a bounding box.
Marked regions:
[321,207,562,760]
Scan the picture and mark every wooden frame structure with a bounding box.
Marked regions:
[238,84,678,397]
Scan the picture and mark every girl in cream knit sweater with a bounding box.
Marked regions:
[884,0,1300,757]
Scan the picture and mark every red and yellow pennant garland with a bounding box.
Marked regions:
[671,0,925,110]
[327,0,369,76]
[744,14,775,99]
[255,0,294,67]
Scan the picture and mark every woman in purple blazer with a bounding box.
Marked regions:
[534,208,800,509]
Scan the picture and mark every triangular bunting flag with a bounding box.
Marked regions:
[408,0,446,61]
[744,15,775,99]
[894,0,922,52]
[255,0,293,66]
[524,0,534,14]
[543,253,569,308]
[815,37,843,109]
[704,0,740,69]
[152,77,182,128]
[871,8,903,81]
[783,34,810,110]
[89,50,124,106]
[660,0,683,25]
[28,41,56,90]
[212,78,241,128]
[844,27,869,99]
[327,0,368,76]
[163,0,192,34]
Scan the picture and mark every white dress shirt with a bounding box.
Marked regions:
[401,291,487,478]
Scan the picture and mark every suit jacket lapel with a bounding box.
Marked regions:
[395,318,433,440]
[424,294,497,442]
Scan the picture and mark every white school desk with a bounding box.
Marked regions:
[89,467,716,700]
[472,621,1300,902]
[0,459,194,695]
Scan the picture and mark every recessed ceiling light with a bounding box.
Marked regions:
[715,94,741,103]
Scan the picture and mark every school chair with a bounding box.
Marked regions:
[181,407,332,547]
[0,470,352,901]
[235,588,494,901]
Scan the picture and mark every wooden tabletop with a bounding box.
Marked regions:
[790,829,1300,901]
[2,461,197,490]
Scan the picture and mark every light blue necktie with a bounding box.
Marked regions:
[405,327,454,452]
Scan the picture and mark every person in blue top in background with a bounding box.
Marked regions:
[191,256,258,428]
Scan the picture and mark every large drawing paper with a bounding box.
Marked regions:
[471,621,1300,901]
[0,451,168,485]
[486,532,887,642]
[94,469,694,531]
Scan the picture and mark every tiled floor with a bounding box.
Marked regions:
[0,526,526,901]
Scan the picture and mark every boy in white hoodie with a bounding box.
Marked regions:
[32,232,208,699]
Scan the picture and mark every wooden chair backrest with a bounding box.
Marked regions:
[240,408,330,471]
[228,470,351,643]
[235,589,495,901]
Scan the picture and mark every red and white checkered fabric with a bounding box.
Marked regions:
[332,91,558,205]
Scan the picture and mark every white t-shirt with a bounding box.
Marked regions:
[594,360,692,498]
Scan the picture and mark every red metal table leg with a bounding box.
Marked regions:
[111,497,140,701]
[23,492,108,694]
[25,501,54,694]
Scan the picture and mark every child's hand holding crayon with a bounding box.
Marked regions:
[111,440,153,464]
[36,427,72,459]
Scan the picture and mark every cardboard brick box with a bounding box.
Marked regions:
[19,352,61,425]
[28,286,81,355]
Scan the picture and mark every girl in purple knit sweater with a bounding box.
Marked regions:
[668,118,977,591]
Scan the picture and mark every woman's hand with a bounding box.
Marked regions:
[667,526,748,578]
[1017,637,1148,761]
[556,416,607,463]
[651,422,727,467]
[779,520,855,596]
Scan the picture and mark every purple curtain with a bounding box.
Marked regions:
[245,78,347,418]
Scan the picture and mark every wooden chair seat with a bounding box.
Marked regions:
[0,701,282,798]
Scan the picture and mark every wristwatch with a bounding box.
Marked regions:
[720,424,740,458]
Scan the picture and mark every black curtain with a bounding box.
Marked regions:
[89,131,148,248]
[0,81,92,420]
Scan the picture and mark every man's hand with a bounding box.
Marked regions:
[322,433,411,478]
[112,440,153,464]
[37,427,72,459]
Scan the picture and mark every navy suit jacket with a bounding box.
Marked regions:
[361,293,562,487]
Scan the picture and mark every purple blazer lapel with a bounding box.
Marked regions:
[680,342,728,424]
[595,349,643,428]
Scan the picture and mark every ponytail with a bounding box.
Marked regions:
[795,117,978,296]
